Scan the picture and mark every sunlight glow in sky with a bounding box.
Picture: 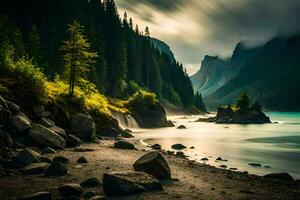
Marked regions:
[115,0,300,75]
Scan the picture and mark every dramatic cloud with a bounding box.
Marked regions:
[115,0,300,75]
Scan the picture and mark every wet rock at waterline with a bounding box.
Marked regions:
[28,124,66,149]
[177,125,187,129]
[114,140,135,150]
[133,151,171,179]
[17,191,51,200]
[103,171,162,196]
[151,144,161,150]
[171,144,187,150]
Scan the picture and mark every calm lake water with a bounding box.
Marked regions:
[133,112,300,179]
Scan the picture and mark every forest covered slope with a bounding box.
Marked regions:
[0,0,195,108]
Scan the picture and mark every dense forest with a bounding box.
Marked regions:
[0,0,195,108]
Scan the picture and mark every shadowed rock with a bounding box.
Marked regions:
[70,113,96,141]
[66,134,82,147]
[58,183,83,197]
[103,171,162,196]
[17,191,51,200]
[264,173,294,181]
[114,140,135,150]
[11,115,31,132]
[77,156,88,163]
[133,151,171,179]
[16,148,41,166]
[45,162,67,177]
[53,156,68,164]
[80,177,101,187]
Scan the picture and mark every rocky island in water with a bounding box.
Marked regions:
[197,93,271,124]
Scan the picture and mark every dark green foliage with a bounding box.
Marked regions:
[0,0,195,107]
[194,92,206,112]
[236,92,250,110]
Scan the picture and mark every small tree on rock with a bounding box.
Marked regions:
[236,92,250,110]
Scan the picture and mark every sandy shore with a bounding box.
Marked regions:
[0,138,299,200]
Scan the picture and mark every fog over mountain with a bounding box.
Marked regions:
[115,0,300,75]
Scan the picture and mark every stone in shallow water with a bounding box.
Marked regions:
[103,171,162,196]
[171,144,186,150]
[133,151,171,179]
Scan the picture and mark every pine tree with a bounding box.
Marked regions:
[61,20,97,96]
[129,18,133,29]
[145,26,150,37]
[236,92,250,110]
[194,92,207,112]
[27,24,43,65]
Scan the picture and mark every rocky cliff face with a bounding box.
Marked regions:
[191,43,261,98]
[205,34,300,111]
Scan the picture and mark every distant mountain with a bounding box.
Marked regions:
[203,35,300,111]
[191,42,261,97]
[190,56,229,97]
[150,38,175,62]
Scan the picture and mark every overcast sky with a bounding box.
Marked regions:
[115,0,300,75]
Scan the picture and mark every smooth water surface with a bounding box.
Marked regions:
[133,112,300,179]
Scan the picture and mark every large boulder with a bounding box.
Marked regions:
[11,115,31,132]
[133,151,171,179]
[16,148,41,166]
[114,140,135,150]
[70,113,96,141]
[28,124,66,149]
[103,171,162,196]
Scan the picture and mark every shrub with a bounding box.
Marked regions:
[126,90,158,108]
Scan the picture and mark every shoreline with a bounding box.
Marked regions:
[1,138,299,200]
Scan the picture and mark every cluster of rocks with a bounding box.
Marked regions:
[16,151,171,199]
[197,103,271,124]
[0,95,103,158]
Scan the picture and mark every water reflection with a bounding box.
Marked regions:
[133,113,300,179]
